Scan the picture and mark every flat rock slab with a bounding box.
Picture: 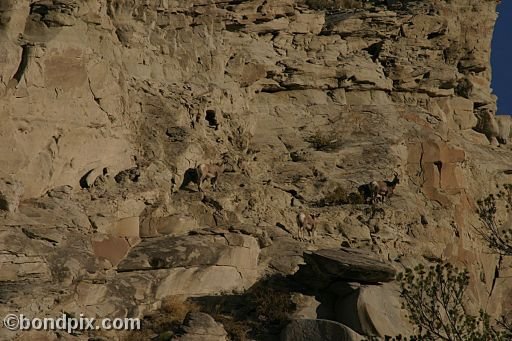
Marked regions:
[281,319,363,341]
[118,231,260,272]
[299,248,397,285]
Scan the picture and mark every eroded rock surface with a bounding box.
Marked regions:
[178,312,228,341]
[0,0,510,340]
[281,319,363,341]
[297,248,397,286]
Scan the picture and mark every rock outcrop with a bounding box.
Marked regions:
[0,0,510,340]
[281,319,363,341]
[178,312,228,341]
[118,231,260,297]
[297,248,397,286]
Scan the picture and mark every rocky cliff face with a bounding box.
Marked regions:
[0,0,509,340]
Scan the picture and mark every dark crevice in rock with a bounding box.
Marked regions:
[427,29,446,40]
[364,41,383,62]
[205,109,219,129]
[226,23,246,31]
[21,228,58,246]
[10,44,31,87]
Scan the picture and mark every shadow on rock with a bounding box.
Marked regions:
[180,167,199,192]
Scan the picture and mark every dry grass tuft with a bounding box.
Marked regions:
[306,131,343,152]
[160,295,200,324]
[123,295,200,340]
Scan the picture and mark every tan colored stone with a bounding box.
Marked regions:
[0,176,24,212]
[111,217,140,238]
[436,97,477,130]
[289,13,324,35]
[0,0,507,337]
[155,266,246,298]
[422,141,465,163]
[91,236,131,267]
[281,319,363,341]
[140,214,200,237]
[335,283,412,338]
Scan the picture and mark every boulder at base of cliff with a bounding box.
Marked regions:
[281,319,363,341]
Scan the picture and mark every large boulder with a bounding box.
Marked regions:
[295,248,397,289]
[139,214,201,237]
[118,230,260,297]
[281,319,363,341]
[334,283,412,338]
[177,312,228,341]
[0,176,24,212]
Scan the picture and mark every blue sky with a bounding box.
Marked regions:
[491,1,512,115]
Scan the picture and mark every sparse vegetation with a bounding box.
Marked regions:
[306,131,344,152]
[214,315,251,341]
[125,295,199,340]
[303,0,364,10]
[195,277,296,340]
[160,295,200,324]
[475,185,512,256]
[250,283,295,323]
[393,263,511,341]
[316,185,365,206]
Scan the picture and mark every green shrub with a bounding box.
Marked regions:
[306,131,343,152]
[393,263,510,340]
[476,187,512,256]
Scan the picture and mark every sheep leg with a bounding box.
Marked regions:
[211,177,217,191]
[308,229,315,244]
[198,177,205,192]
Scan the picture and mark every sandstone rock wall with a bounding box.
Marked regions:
[0,0,510,340]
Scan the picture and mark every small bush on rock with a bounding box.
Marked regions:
[390,263,511,341]
[316,186,365,206]
[249,284,295,324]
[125,295,199,340]
[160,295,200,324]
[306,131,343,152]
[475,186,512,256]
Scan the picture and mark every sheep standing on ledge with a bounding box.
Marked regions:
[374,172,400,203]
[196,163,225,192]
[297,212,320,243]
[358,172,400,204]
[358,182,377,204]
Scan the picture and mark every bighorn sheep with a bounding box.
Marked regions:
[373,172,400,203]
[196,162,225,192]
[358,172,400,204]
[297,212,320,243]
[358,182,380,204]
